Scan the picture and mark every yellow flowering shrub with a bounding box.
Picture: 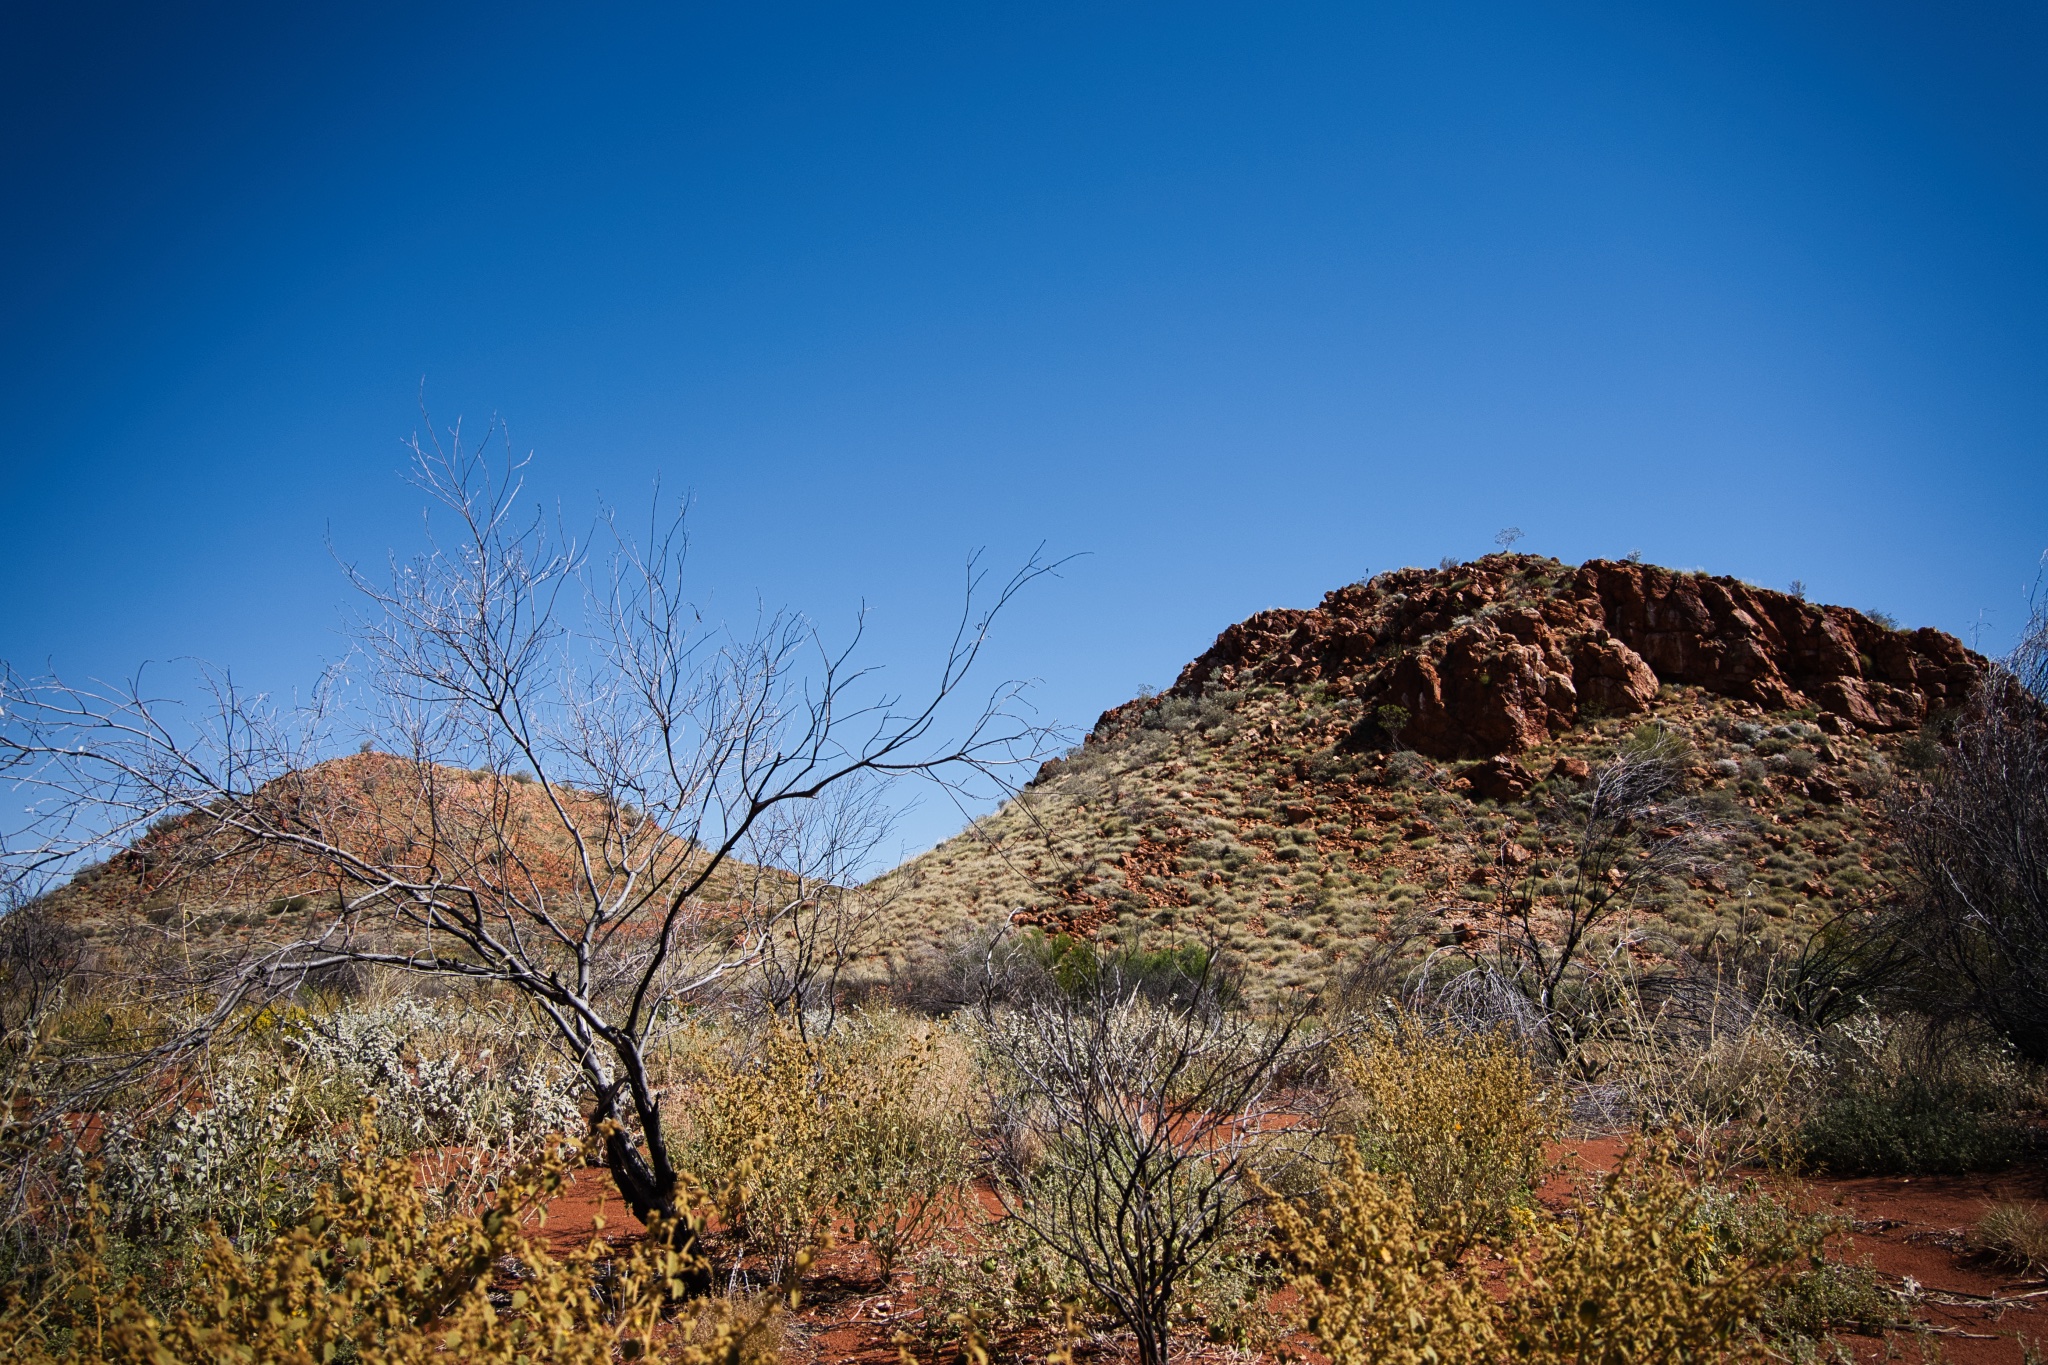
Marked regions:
[1261,1139,1502,1365]
[0,1122,777,1365]
[1267,1138,1802,1365]
[1501,1146,1789,1363]
[1338,1026,1560,1248]
[673,1015,971,1282]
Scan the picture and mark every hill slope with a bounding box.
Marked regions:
[43,752,768,951]
[869,555,1984,993]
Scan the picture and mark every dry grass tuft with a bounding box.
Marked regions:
[1973,1203,2048,1275]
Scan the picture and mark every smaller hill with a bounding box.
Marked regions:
[868,555,1984,994]
[42,752,763,951]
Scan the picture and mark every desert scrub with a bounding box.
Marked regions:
[1019,931,1228,1007]
[1265,1139,1805,1365]
[82,994,581,1253]
[0,1121,776,1365]
[1581,961,1821,1177]
[976,978,1315,1365]
[1691,1184,1900,1342]
[909,1208,1096,1348]
[669,1010,972,1282]
[1335,1024,1559,1247]
[913,1167,1282,1354]
[1258,1138,1507,1365]
[1795,1020,2035,1175]
[1502,1152,1808,1363]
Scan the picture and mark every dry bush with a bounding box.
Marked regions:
[1972,1203,2048,1274]
[1267,1138,1804,1365]
[0,1118,777,1365]
[669,1012,972,1283]
[1578,957,1821,1178]
[1471,727,1732,1067]
[1883,597,2048,1061]
[1336,1024,1560,1248]
[977,974,1316,1365]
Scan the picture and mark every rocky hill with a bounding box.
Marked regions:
[42,752,764,950]
[867,555,1984,994]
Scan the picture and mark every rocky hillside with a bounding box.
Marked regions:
[43,752,764,950]
[867,555,1984,994]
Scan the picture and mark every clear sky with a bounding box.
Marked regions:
[3,2,2044,855]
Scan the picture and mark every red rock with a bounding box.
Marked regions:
[1571,631,1660,715]
[1550,756,1591,781]
[1465,756,1536,801]
[1805,776,1847,804]
[1158,555,1984,760]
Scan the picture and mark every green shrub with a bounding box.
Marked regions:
[1783,1017,2038,1175]
[1020,931,1235,1008]
[1692,1186,1899,1341]
[669,1012,972,1282]
[1797,1072,2028,1175]
[1335,1026,1560,1248]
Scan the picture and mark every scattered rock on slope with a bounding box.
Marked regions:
[871,555,1986,996]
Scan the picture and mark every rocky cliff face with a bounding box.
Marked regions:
[1161,557,1980,761]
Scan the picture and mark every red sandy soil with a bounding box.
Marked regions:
[532,1148,2048,1364]
[1812,1169,2048,1364]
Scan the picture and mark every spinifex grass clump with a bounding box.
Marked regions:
[1971,1203,2048,1274]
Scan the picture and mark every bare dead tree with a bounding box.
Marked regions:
[0,417,1057,1247]
[1438,728,1730,1066]
[742,782,893,1040]
[1864,589,2048,1059]
[978,965,1318,1365]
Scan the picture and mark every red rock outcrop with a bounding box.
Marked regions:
[1155,556,1984,761]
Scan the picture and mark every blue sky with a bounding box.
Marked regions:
[3,2,2044,854]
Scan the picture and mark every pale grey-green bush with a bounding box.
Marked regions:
[87,995,579,1249]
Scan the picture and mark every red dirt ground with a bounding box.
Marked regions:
[1806,1168,2048,1364]
[534,1146,2048,1364]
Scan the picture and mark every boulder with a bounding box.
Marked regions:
[1465,756,1536,801]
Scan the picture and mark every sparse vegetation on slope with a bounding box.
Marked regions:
[871,554,1983,1001]
[8,543,2044,1364]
